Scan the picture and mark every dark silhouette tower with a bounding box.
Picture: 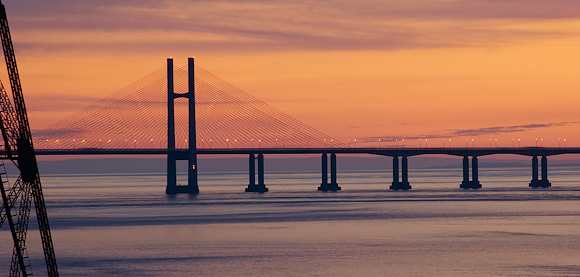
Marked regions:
[166,57,199,194]
[0,1,59,275]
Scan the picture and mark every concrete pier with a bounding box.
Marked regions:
[318,153,341,191]
[246,153,268,192]
[460,156,482,189]
[390,156,411,190]
[529,155,551,188]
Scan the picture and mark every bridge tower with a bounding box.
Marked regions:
[166,57,199,194]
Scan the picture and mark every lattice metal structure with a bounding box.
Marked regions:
[0,1,59,276]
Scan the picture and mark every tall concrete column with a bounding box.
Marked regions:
[248,154,255,186]
[187,57,199,193]
[321,153,328,185]
[330,153,337,186]
[258,154,265,186]
[541,156,548,181]
[472,156,479,182]
[392,156,399,184]
[401,156,408,184]
[166,58,177,194]
[462,156,469,183]
[532,156,539,181]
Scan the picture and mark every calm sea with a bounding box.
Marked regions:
[2,166,580,276]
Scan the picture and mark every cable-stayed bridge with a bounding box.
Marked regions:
[33,58,580,193]
[34,61,344,151]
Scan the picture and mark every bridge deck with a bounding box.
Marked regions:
[35,147,580,157]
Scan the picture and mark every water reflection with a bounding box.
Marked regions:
[1,167,580,276]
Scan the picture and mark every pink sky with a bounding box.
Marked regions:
[5,0,580,147]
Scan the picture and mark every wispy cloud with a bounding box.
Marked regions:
[365,122,578,142]
[7,0,580,55]
[447,122,576,137]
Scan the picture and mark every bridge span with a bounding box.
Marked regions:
[31,58,580,194]
[35,147,580,192]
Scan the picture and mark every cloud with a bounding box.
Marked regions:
[447,122,577,137]
[6,0,580,55]
[364,122,579,142]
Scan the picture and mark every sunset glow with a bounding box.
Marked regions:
[6,1,580,147]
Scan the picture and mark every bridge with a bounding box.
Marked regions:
[32,58,580,193]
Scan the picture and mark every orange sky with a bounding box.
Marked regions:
[5,1,580,147]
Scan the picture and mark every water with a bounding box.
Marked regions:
[2,166,580,276]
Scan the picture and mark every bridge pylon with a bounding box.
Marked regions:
[166,57,199,194]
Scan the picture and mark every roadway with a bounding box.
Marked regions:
[35,147,580,158]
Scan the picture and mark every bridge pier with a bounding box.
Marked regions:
[460,156,482,189]
[246,153,268,192]
[390,156,411,190]
[318,153,341,191]
[529,155,551,188]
